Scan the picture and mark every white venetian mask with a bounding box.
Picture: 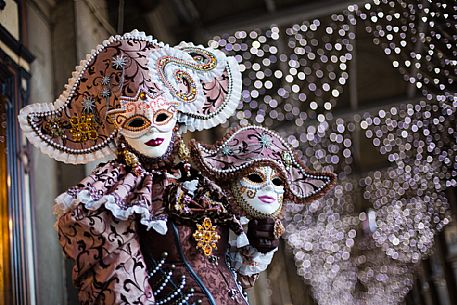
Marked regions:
[231,166,285,218]
[111,91,179,158]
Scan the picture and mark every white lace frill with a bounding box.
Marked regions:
[53,161,169,235]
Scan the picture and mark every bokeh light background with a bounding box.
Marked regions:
[208,1,455,304]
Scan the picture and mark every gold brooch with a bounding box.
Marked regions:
[273,219,285,239]
[192,217,220,256]
[69,114,98,142]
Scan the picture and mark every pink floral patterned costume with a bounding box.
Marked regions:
[18,30,335,305]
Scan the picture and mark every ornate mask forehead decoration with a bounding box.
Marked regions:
[18,30,242,164]
[191,125,336,204]
[111,92,179,138]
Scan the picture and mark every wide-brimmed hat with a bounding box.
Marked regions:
[190,125,336,204]
[19,30,242,164]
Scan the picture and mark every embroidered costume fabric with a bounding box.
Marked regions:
[27,30,247,304]
[18,30,241,164]
[54,161,169,233]
[19,30,336,305]
[57,206,154,304]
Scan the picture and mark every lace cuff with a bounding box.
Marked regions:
[228,245,277,276]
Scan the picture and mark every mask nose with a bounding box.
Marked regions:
[149,125,159,133]
[263,183,274,192]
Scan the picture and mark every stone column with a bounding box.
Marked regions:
[26,0,65,304]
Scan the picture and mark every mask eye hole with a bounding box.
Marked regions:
[272,177,284,187]
[154,110,174,125]
[155,112,169,123]
[128,118,147,128]
[123,115,151,131]
[246,173,264,183]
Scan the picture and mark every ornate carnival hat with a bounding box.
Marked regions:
[190,125,336,204]
[18,30,242,164]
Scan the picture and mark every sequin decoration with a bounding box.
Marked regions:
[69,114,98,142]
[175,70,197,102]
[81,96,96,113]
[112,54,127,69]
[44,118,68,138]
[156,57,199,103]
[155,49,217,104]
[192,217,221,256]
[179,47,218,70]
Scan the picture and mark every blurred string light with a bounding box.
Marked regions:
[282,118,361,303]
[359,103,453,266]
[282,117,421,305]
[348,235,415,305]
[283,14,355,122]
[209,1,455,304]
[208,12,356,130]
[362,100,457,188]
[360,163,450,264]
[209,26,282,127]
[286,115,356,180]
[359,1,457,249]
[285,197,416,305]
[284,179,360,304]
[358,0,457,102]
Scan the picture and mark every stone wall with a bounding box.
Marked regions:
[25,1,111,304]
[26,1,65,304]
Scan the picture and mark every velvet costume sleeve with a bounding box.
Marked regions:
[52,161,175,304]
[228,218,278,290]
[57,205,154,305]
